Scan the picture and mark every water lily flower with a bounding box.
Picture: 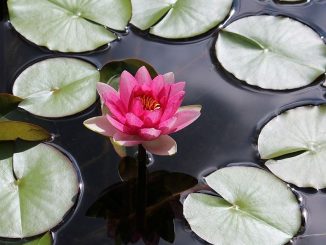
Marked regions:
[84,66,201,156]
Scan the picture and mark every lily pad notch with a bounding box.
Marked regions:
[258,105,326,189]
[215,15,326,90]
[12,58,99,118]
[8,0,132,52]
[183,166,301,245]
[130,0,233,39]
[0,142,81,238]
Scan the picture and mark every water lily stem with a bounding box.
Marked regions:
[137,144,148,231]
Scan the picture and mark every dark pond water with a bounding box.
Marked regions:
[1,0,326,244]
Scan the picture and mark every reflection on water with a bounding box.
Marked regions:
[87,157,197,245]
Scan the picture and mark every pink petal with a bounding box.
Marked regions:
[83,116,118,137]
[125,113,144,128]
[135,66,152,84]
[130,97,144,117]
[152,75,164,98]
[159,116,177,134]
[139,128,161,140]
[106,103,126,124]
[97,82,121,105]
[163,72,175,83]
[168,105,202,133]
[143,109,162,127]
[113,138,142,146]
[160,91,185,122]
[119,71,137,109]
[170,82,185,97]
[142,135,177,156]
[112,131,143,146]
[106,114,128,133]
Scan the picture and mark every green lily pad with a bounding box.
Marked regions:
[215,15,326,90]
[0,143,79,238]
[8,0,131,52]
[0,93,22,119]
[12,58,99,118]
[0,232,52,245]
[25,232,52,245]
[183,166,301,245]
[258,105,326,189]
[0,121,50,141]
[130,0,233,39]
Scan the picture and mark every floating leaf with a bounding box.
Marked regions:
[0,121,50,141]
[258,105,326,189]
[0,93,22,119]
[13,58,99,118]
[25,232,52,245]
[0,143,79,238]
[215,15,326,90]
[130,0,233,39]
[183,166,301,245]
[0,232,52,245]
[100,59,158,90]
[87,170,197,244]
[7,0,131,52]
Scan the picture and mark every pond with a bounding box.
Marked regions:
[1,0,326,244]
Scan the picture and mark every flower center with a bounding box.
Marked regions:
[139,95,160,111]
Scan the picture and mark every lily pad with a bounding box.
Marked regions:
[0,143,79,238]
[0,232,52,245]
[215,15,326,90]
[130,0,233,39]
[13,58,99,118]
[25,232,52,245]
[0,121,50,141]
[183,166,301,245]
[8,0,131,52]
[258,105,326,189]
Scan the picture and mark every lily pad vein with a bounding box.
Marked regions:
[223,30,324,73]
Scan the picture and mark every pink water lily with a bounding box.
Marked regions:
[84,66,201,156]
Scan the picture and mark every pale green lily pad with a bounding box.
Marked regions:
[183,166,301,245]
[13,58,99,118]
[8,0,131,52]
[258,105,326,189]
[215,15,326,90]
[0,143,79,238]
[130,0,233,39]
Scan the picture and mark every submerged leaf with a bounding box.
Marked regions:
[216,15,326,90]
[8,0,131,52]
[0,93,22,119]
[100,59,158,89]
[258,105,326,189]
[0,121,51,141]
[0,143,79,238]
[13,58,99,118]
[183,166,301,245]
[130,0,233,39]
